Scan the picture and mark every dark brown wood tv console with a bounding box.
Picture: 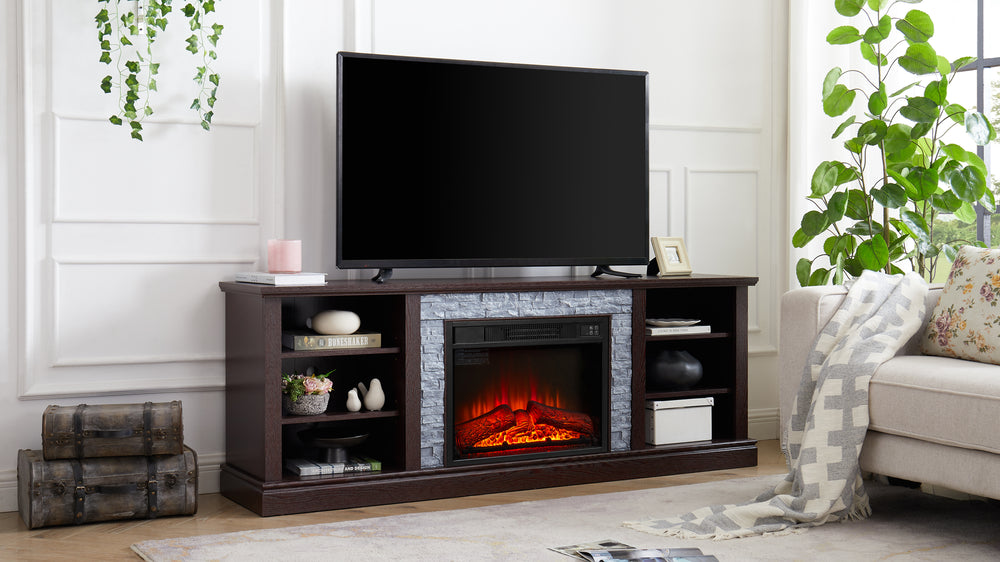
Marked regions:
[219,274,758,516]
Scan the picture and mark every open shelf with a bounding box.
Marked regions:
[281,346,402,358]
[280,409,400,425]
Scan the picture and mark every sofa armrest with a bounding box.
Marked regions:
[778,283,943,447]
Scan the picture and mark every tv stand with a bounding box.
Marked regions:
[372,268,394,283]
[590,265,642,279]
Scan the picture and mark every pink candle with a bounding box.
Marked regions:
[267,239,302,274]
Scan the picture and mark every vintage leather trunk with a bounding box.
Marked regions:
[42,401,183,459]
[17,447,198,529]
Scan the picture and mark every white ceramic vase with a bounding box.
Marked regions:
[346,388,362,412]
[357,378,385,411]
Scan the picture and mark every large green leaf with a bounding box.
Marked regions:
[931,190,963,213]
[858,119,888,145]
[856,236,890,270]
[924,78,947,105]
[860,42,888,67]
[945,103,967,125]
[796,258,812,286]
[863,15,892,44]
[823,84,856,117]
[792,228,813,248]
[895,9,934,43]
[903,167,939,201]
[884,123,914,157]
[965,112,997,145]
[899,96,939,123]
[822,67,843,99]
[808,268,832,286]
[899,43,939,75]
[899,209,931,245]
[827,191,849,222]
[866,0,889,11]
[872,183,907,208]
[811,161,839,196]
[868,82,888,114]
[828,26,862,45]
[949,165,987,202]
[801,210,831,236]
[845,189,873,220]
[832,115,857,139]
[954,201,977,223]
[835,0,866,17]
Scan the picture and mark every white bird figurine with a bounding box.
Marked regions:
[357,378,385,411]
[345,388,362,412]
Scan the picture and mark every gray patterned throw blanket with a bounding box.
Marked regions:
[625,271,929,539]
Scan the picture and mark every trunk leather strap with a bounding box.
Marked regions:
[70,460,85,524]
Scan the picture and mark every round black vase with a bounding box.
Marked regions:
[647,349,703,391]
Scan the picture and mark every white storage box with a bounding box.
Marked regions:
[645,397,713,445]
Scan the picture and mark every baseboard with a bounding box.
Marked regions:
[0,452,224,514]
[748,407,779,441]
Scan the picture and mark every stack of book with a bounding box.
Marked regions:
[234,272,327,286]
[645,318,711,336]
[285,456,381,476]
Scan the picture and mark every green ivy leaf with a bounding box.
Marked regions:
[792,228,813,249]
[191,98,201,110]
[872,183,907,208]
[899,43,939,75]
[828,26,862,45]
[895,9,934,43]
[835,0,866,17]
[899,96,939,123]
[209,73,220,86]
[795,258,812,286]
[965,112,997,145]
[203,0,216,13]
[858,119,887,145]
[186,34,200,54]
[201,119,211,131]
[109,115,122,126]
[867,82,888,114]
[856,236,890,270]
[183,3,197,17]
[827,191,849,222]
[860,42,888,67]
[99,51,112,64]
[801,210,831,236]
[924,78,948,105]
[100,75,113,93]
[832,115,856,139]
[131,129,143,141]
[863,15,892,44]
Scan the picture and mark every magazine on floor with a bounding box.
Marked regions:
[550,540,717,561]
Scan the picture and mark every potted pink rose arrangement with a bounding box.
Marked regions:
[281,370,333,416]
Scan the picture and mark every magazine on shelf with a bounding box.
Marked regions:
[234,271,328,286]
[645,325,711,336]
[550,541,715,561]
[282,330,382,350]
[285,456,381,476]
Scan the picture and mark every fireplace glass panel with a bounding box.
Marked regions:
[445,317,610,466]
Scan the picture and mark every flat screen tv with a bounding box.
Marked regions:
[337,52,649,282]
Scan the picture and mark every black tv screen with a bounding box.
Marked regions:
[337,52,649,276]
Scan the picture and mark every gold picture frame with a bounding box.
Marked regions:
[651,236,692,276]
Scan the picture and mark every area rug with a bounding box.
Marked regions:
[132,475,1000,561]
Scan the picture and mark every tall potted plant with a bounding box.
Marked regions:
[794,0,996,286]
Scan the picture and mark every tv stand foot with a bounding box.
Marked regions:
[590,265,642,279]
[372,268,394,283]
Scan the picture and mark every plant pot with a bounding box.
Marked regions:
[282,393,330,416]
[647,349,703,391]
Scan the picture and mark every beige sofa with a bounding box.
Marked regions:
[779,284,1000,501]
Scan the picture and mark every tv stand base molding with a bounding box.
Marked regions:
[220,274,757,516]
[220,441,756,517]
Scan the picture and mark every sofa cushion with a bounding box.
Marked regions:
[922,246,1000,365]
[868,355,1000,454]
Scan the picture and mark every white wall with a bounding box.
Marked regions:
[1,0,789,512]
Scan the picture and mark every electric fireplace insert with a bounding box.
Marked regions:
[445,316,611,467]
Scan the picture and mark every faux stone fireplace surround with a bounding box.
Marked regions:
[419,289,633,468]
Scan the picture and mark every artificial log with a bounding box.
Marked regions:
[526,400,596,439]
[454,405,516,452]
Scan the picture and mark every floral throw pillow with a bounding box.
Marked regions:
[922,246,1000,364]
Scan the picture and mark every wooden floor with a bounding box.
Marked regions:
[0,441,786,560]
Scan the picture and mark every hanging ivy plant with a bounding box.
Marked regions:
[95,0,223,141]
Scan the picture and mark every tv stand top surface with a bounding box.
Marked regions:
[219,273,758,297]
